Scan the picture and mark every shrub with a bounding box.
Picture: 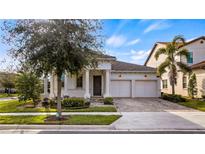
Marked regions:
[62,98,85,107]
[85,100,90,107]
[103,97,113,105]
[188,73,198,99]
[49,99,57,107]
[161,93,187,103]
[42,97,50,108]
[63,95,70,99]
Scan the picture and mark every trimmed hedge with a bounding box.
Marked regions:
[103,97,113,105]
[62,98,88,108]
[161,93,187,103]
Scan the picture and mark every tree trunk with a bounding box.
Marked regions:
[171,83,175,95]
[57,75,62,119]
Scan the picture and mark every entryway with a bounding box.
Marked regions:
[93,75,102,96]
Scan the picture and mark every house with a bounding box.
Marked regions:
[43,54,161,98]
[144,36,205,98]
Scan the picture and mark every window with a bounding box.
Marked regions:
[76,76,83,88]
[182,75,187,88]
[162,80,168,89]
[187,52,193,64]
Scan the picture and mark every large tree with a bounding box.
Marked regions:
[155,35,191,95]
[2,19,103,119]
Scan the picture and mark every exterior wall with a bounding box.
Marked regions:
[193,69,205,98]
[65,72,85,97]
[146,43,167,68]
[147,39,205,97]
[181,39,205,65]
[161,71,188,96]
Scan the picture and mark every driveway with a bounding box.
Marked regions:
[114,98,198,112]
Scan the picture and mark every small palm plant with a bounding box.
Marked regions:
[155,35,191,95]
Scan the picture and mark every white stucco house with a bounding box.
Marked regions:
[43,54,161,98]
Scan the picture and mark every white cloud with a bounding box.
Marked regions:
[130,49,151,64]
[106,35,127,47]
[144,20,171,34]
[126,38,140,46]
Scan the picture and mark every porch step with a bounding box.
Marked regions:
[90,97,104,104]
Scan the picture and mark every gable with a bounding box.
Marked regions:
[144,36,205,67]
[145,43,167,68]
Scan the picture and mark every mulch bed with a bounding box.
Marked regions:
[44,115,70,124]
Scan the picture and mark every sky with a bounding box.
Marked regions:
[1,19,205,71]
[102,19,205,64]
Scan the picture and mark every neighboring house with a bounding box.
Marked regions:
[145,36,205,98]
[44,55,161,98]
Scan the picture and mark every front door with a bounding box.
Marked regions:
[93,76,102,96]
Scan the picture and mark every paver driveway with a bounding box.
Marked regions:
[114,98,198,112]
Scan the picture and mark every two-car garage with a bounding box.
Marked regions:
[110,60,160,98]
[110,80,159,98]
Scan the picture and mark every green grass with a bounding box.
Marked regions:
[0,115,121,125]
[0,93,18,98]
[0,100,117,113]
[179,100,205,111]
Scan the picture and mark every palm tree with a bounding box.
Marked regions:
[155,35,191,95]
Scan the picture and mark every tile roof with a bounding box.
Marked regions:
[191,60,205,69]
[111,60,156,72]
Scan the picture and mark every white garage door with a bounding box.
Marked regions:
[111,80,131,97]
[135,80,157,97]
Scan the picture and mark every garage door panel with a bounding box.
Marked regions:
[135,80,157,97]
[111,80,131,97]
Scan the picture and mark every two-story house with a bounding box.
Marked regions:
[145,36,205,98]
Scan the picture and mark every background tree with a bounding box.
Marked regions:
[0,72,16,95]
[188,73,198,99]
[2,19,103,119]
[15,72,42,106]
[155,35,191,95]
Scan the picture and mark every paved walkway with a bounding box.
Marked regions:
[0,97,18,101]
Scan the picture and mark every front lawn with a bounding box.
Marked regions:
[0,93,18,98]
[179,100,205,111]
[0,100,117,113]
[0,115,121,125]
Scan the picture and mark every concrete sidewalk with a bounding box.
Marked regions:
[0,97,17,101]
[0,112,120,116]
[1,112,205,133]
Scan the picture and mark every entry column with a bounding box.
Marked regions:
[64,73,68,96]
[104,69,110,97]
[84,70,90,98]
[43,76,49,98]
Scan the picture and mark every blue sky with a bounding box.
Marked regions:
[1,19,205,70]
[102,19,205,64]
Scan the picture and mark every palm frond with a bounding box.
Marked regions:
[176,48,189,60]
[157,59,170,77]
[154,47,166,60]
[172,35,186,45]
[177,62,191,73]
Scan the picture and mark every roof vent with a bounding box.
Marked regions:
[200,40,203,44]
